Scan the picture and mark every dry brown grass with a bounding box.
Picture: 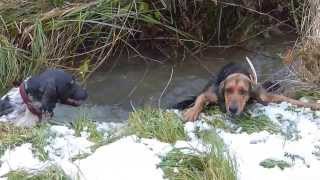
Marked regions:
[293,0,320,86]
[297,41,320,84]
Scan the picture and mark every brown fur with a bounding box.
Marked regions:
[223,74,251,115]
[183,68,320,122]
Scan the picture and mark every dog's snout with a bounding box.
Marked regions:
[228,106,238,114]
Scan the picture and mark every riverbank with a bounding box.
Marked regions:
[1,99,320,180]
[0,0,314,93]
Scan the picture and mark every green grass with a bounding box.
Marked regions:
[204,106,280,134]
[204,106,231,131]
[128,108,187,143]
[205,106,223,115]
[0,35,38,94]
[0,123,49,160]
[72,111,104,143]
[30,125,50,161]
[234,114,281,134]
[5,166,68,180]
[295,89,320,101]
[159,130,237,180]
[0,0,197,90]
[259,158,292,170]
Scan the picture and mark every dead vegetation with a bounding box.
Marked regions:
[0,0,317,92]
[294,0,320,86]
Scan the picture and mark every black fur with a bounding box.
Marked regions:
[170,96,197,110]
[0,97,13,116]
[214,63,251,87]
[25,69,88,115]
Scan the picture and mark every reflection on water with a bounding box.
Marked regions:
[53,35,296,123]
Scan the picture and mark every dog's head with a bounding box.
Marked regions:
[219,73,254,116]
[58,78,88,107]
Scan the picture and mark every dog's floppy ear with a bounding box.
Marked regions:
[218,80,225,99]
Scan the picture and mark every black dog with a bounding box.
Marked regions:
[0,69,87,127]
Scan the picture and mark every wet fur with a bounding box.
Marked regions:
[173,62,320,121]
[0,69,88,127]
[173,63,254,111]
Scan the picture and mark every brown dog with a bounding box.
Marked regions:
[172,63,320,121]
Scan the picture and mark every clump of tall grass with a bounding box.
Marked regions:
[0,18,46,94]
[291,0,320,85]
[159,130,237,180]
[72,111,104,143]
[5,166,68,180]
[0,123,49,160]
[0,36,30,94]
[0,0,195,84]
[128,108,187,143]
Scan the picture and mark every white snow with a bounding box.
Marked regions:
[0,144,48,179]
[215,102,320,180]
[0,123,121,179]
[74,136,172,180]
[1,102,320,180]
[46,125,94,160]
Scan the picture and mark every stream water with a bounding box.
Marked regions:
[52,34,297,124]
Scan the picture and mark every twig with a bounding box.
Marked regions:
[158,66,174,110]
[245,56,257,84]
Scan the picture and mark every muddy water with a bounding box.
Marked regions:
[52,35,296,124]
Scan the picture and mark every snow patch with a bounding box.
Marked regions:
[0,144,48,179]
[74,136,172,180]
[215,102,320,180]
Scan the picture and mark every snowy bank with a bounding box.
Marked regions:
[216,102,320,180]
[1,102,320,180]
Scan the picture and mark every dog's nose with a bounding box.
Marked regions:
[229,107,238,114]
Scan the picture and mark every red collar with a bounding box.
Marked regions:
[19,83,42,120]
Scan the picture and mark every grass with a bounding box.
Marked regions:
[5,166,68,180]
[159,130,237,180]
[259,158,292,170]
[0,35,37,94]
[234,114,281,134]
[204,106,231,131]
[0,0,197,91]
[204,106,281,134]
[295,0,320,85]
[128,108,187,143]
[0,123,49,160]
[0,0,309,92]
[295,89,320,101]
[72,111,104,143]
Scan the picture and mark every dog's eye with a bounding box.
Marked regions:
[226,88,233,94]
